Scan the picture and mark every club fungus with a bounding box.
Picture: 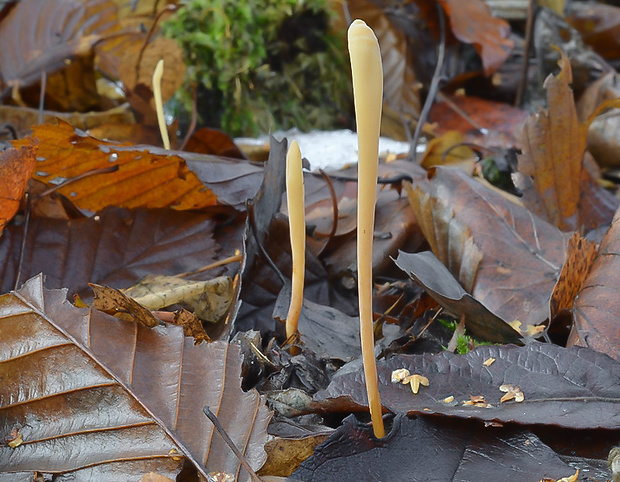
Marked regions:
[285,140,305,345]
[348,19,385,438]
[153,59,171,150]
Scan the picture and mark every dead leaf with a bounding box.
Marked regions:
[549,232,597,323]
[13,120,217,211]
[294,414,575,481]
[0,0,119,108]
[572,207,620,361]
[317,342,620,429]
[499,384,524,403]
[438,0,514,76]
[420,131,477,173]
[0,138,38,234]
[514,52,620,232]
[123,274,233,323]
[171,309,211,344]
[394,250,523,343]
[91,282,160,327]
[406,167,567,328]
[0,275,271,479]
[0,206,219,301]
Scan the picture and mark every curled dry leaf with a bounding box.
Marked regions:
[514,51,620,232]
[0,275,271,480]
[406,167,567,328]
[124,274,233,323]
[438,0,514,76]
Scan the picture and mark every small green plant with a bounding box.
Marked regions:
[161,0,351,136]
[439,317,493,355]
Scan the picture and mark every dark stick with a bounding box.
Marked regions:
[411,2,446,163]
[515,0,536,107]
[203,406,262,482]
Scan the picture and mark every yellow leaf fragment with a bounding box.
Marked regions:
[499,384,524,402]
[483,357,495,367]
[539,469,579,482]
[6,428,23,448]
[463,395,488,407]
[443,396,455,403]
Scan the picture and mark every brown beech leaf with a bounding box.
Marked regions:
[394,251,522,344]
[438,0,514,76]
[572,207,620,361]
[0,275,270,480]
[406,167,567,327]
[0,207,219,300]
[514,52,620,232]
[549,232,597,322]
[0,139,38,234]
[0,0,118,92]
[316,342,620,429]
[294,414,575,481]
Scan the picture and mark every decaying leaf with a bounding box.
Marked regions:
[316,342,620,429]
[394,250,523,343]
[0,206,219,301]
[406,167,567,328]
[514,52,620,232]
[549,232,597,322]
[0,139,38,235]
[499,384,524,403]
[572,207,620,361]
[0,275,270,480]
[420,131,477,173]
[91,282,160,327]
[438,0,514,76]
[293,414,575,481]
[124,274,233,323]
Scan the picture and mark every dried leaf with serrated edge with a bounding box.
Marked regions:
[572,207,620,361]
[91,282,159,327]
[514,51,620,232]
[0,275,270,480]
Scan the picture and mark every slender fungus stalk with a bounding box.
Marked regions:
[285,140,305,344]
[348,19,385,438]
[153,59,170,150]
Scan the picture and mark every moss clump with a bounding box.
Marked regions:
[162,0,351,136]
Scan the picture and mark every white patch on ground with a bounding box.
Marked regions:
[236,128,412,171]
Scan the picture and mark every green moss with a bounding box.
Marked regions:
[161,0,351,136]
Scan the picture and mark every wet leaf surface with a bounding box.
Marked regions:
[394,250,522,343]
[293,414,575,482]
[0,139,37,234]
[0,207,219,300]
[317,342,620,429]
[0,275,271,480]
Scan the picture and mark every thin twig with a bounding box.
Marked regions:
[38,70,47,124]
[15,191,31,290]
[436,92,487,134]
[313,169,339,242]
[179,83,198,151]
[411,2,446,163]
[515,0,536,107]
[248,203,285,283]
[35,165,119,199]
[177,253,243,278]
[203,406,262,482]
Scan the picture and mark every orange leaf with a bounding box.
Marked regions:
[13,120,216,211]
[0,138,38,234]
